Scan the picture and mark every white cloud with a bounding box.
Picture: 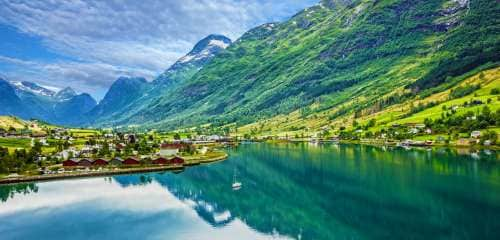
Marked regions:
[0,0,317,98]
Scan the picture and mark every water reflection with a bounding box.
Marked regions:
[0,143,499,240]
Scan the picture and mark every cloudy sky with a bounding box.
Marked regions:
[0,0,317,100]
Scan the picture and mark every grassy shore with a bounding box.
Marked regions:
[0,151,228,185]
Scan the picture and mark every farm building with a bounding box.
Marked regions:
[123,157,140,165]
[171,156,185,165]
[152,157,169,165]
[63,159,79,167]
[93,158,109,166]
[109,157,124,166]
[78,158,93,167]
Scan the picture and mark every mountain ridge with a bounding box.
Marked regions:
[86,34,232,125]
[97,0,497,132]
[0,77,97,126]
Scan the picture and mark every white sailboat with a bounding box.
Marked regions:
[232,169,242,190]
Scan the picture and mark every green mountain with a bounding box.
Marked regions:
[95,0,498,133]
[88,34,232,125]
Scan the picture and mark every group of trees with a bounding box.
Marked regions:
[337,105,500,144]
[425,106,500,134]
[0,141,43,174]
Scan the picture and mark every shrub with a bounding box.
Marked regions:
[449,84,480,99]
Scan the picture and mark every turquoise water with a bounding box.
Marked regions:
[1,143,499,239]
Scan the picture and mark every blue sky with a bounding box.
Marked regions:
[0,0,318,100]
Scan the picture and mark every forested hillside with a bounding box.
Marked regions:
[100,0,497,134]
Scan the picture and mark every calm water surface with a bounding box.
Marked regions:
[1,143,499,239]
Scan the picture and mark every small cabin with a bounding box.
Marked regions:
[109,157,124,166]
[78,158,93,167]
[93,158,109,166]
[170,156,185,165]
[63,159,79,167]
[152,157,168,165]
[123,157,140,165]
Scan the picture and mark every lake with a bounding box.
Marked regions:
[1,143,499,239]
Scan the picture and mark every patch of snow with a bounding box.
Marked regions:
[10,81,55,97]
[40,84,61,92]
[263,23,275,31]
[178,54,195,63]
[208,39,230,49]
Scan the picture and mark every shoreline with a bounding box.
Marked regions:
[0,152,228,185]
[267,139,499,151]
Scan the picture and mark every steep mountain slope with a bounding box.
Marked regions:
[0,78,96,126]
[236,66,500,137]
[88,34,232,125]
[112,0,498,130]
[54,93,97,125]
[87,77,149,119]
[154,34,232,86]
[0,78,30,118]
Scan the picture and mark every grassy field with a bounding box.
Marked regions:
[0,137,31,150]
[233,66,500,138]
[69,129,100,137]
[0,116,27,130]
[370,68,499,132]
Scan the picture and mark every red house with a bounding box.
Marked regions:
[78,158,93,167]
[93,158,109,166]
[63,159,78,167]
[123,157,140,165]
[152,157,168,165]
[170,156,185,165]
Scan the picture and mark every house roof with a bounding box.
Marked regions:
[161,143,183,149]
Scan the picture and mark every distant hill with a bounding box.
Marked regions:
[0,78,96,126]
[0,116,53,133]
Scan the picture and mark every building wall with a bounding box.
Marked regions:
[160,149,178,156]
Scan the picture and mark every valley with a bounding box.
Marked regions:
[1,1,500,238]
[0,0,499,168]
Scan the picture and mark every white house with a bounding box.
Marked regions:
[159,143,180,156]
[471,131,481,138]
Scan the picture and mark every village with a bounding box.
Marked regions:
[0,109,498,182]
[0,119,232,182]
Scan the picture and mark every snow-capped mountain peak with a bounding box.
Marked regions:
[10,81,56,97]
[154,34,231,85]
[177,34,231,64]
